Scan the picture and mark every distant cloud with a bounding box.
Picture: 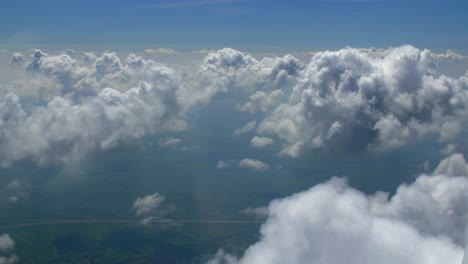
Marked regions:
[159,137,182,147]
[192,49,216,54]
[250,136,273,148]
[234,121,257,136]
[241,206,268,218]
[217,160,231,169]
[133,193,165,217]
[239,158,269,171]
[144,48,177,54]
[0,45,467,166]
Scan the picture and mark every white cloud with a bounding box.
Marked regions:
[241,206,268,218]
[217,160,231,169]
[250,136,273,148]
[434,153,468,176]
[256,45,468,157]
[158,137,182,147]
[1,46,467,165]
[144,48,177,54]
[209,155,468,264]
[209,179,465,264]
[0,235,14,252]
[0,234,17,264]
[234,121,256,136]
[239,158,269,171]
[133,192,165,217]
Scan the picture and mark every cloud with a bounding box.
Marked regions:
[208,154,468,264]
[238,158,269,171]
[0,50,200,166]
[1,46,467,166]
[434,153,468,176]
[0,235,14,252]
[133,192,165,217]
[241,206,268,218]
[144,48,177,54]
[250,136,273,148]
[158,137,182,147]
[217,160,232,169]
[0,234,17,264]
[234,121,256,136]
[256,45,468,157]
[9,53,24,65]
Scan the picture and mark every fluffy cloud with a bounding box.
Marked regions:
[209,154,468,264]
[0,234,17,264]
[434,153,468,176]
[0,235,14,252]
[133,192,165,217]
[256,45,468,157]
[371,153,468,244]
[200,48,303,93]
[0,51,194,166]
[234,121,257,136]
[1,46,467,165]
[250,136,273,148]
[238,158,269,171]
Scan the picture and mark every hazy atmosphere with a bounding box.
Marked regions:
[1,1,468,263]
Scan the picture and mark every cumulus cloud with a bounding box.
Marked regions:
[209,155,468,264]
[0,47,309,166]
[0,50,197,166]
[234,121,256,136]
[256,45,468,157]
[250,136,273,148]
[434,153,468,176]
[0,234,17,264]
[133,192,165,217]
[238,158,269,171]
[0,235,14,252]
[9,53,24,65]
[1,46,467,165]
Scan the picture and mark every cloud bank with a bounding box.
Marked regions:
[256,46,468,157]
[0,46,467,166]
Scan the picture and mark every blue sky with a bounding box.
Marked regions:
[1,0,468,51]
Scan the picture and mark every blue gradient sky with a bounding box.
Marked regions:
[1,0,467,51]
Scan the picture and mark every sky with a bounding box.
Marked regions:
[1,0,468,51]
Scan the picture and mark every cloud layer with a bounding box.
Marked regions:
[0,46,466,165]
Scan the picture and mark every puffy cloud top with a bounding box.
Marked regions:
[209,154,468,264]
[1,46,467,165]
[133,192,165,217]
[257,45,468,157]
[239,158,270,171]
